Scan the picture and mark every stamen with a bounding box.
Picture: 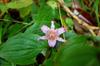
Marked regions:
[46,30,57,40]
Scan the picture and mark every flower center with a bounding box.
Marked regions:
[46,29,57,40]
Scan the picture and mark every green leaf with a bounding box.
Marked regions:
[65,32,88,45]
[25,5,53,34]
[0,24,2,44]
[25,23,43,35]
[55,33,100,66]
[47,0,57,9]
[55,44,99,66]
[25,1,60,34]
[93,36,100,42]
[68,36,88,45]
[93,0,100,26]
[20,5,32,18]
[25,5,60,34]
[64,31,77,39]
[44,59,54,66]
[25,21,60,35]
[7,0,33,9]
[65,18,74,30]
[8,24,23,37]
[91,36,100,47]
[0,33,47,65]
[0,58,13,66]
[6,0,33,17]
[64,0,72,7]
[0,4,7,13]
[34,6,54,23]
[25,21,50,35]
[43,48,56,66]
[64,0,72,2]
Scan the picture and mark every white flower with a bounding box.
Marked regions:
[39,21,66,47]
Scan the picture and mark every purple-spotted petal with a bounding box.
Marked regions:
[38,36,47,40]
[48,40,56,47]
[41,25,50,33]
[57,37,65,42]
[56,27,66,35]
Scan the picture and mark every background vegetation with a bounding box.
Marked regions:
[0,0,100,66]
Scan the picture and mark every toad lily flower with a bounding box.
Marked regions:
[39,21,66,47]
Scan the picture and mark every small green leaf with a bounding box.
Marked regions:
[64,0,72,2]
[92,36,100,47]
[65,18,73,29]
[93,0,99,26]
[94,36,100,41]
[47,0,57,9]
[7,0,33,9]
[20,5,32,18]
[64,0,72,7]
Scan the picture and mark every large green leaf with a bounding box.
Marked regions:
[44,59,54,66]
[33,6,54,23]
[25,21,60,36]
[0,33,47,65]
[25,1,59,34]
[55,40,99,66]
[65,32,88,45]
[25,5,54,34]
[54,34,100,66]
[25,23,45,35]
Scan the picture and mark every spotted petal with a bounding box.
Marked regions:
[41,25,50,33]
[48,40,56,47]
[56,27,66,35]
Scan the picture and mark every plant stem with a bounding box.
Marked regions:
[57,0,99,36]
[58,4,67,40]
[0,19,28,25]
